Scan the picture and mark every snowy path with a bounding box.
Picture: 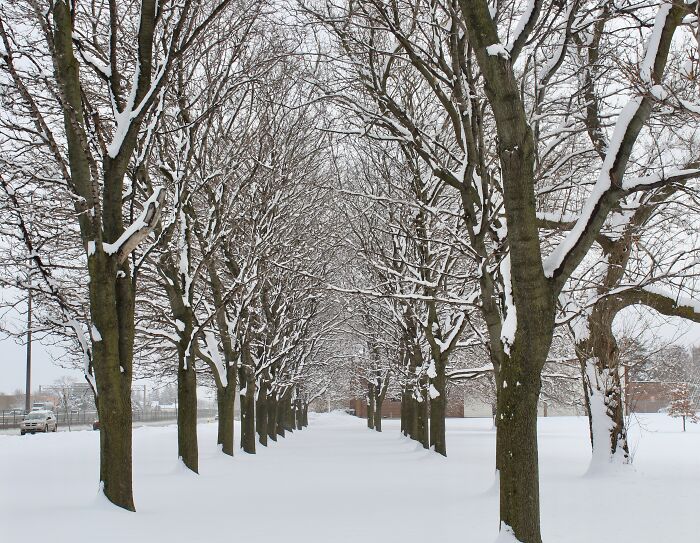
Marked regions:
[1,413,698,542]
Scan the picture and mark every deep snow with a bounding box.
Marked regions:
[0,413,698,542]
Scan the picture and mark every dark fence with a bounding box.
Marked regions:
[0,408,218,429]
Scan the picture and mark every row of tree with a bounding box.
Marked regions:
[0,0,341,512]
[297,1,700,541]
[2,1,700,542]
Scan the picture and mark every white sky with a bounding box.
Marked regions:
[0,335,78,395]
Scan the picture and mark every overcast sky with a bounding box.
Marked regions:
[0,336,78,395]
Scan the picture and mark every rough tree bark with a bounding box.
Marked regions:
[366,383,375,430]
[428,351,448,456]
[295,399,304,430]
[577,312,628,466]
[216,384,236,455]
[239,351,256,454]
[373,373,389,433]
[177,344,198,472]
[282,390,295,433]
[276,390,286,438]
[302,402,309,427]
[415,382,429,449]
[373,398,382,432]
[256,380,269,446]
[268,391,279,441]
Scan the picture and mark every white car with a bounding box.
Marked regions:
[20,411,58,435]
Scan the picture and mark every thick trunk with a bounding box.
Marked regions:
[90,257,135,510]
[177,352,198,473]
[276,393,286,438]
[373,398,382,432]
[429,391,446,455]
[429,354,447,456]
[302,404,309,427]
[578,312,629,465]
[216,385,235,456]
[268,394,278,441]
[366,384,375,430]
[283,393,295,433]
[497,368,542,543]
[205,257,238,456]
[415,384,429,449]
[582,357,628,465]
[409,395,418,440]
[95,357,133,511]
[256,383,268,447]
[295,400,304,430]
[400,389,408,436]
[240,372,256,454]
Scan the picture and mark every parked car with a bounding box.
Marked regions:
[92,419,100,431]
[20,410,57,435]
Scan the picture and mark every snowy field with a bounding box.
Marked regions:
[0,412,697,543]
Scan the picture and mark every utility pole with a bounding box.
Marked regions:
[24,288,32,413]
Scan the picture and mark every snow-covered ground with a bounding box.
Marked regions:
[0,413,697,542]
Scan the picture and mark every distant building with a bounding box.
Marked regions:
[348,390,581,419]
[462,396,582,418]
[351,397,403,418]
[626,381,685,413]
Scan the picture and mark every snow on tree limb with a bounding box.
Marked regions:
[543,0,693,285]
[102,187,166,263]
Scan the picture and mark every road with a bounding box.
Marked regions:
[0,416,217,436]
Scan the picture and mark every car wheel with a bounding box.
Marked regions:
[53,423,58,432]
[20,430,25,436]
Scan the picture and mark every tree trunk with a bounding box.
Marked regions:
[95,355,134,511]
[216,384,235,456]
[88,256,137,511]
[283,392,295,433]
[578,315,629,466]
[367,384,375,430]
[240,379,256,453]
[415,384,429,449]
[177,351,198,473]
[240,387,256,453]
[295,400,304,430]
[205,256,238,456]
[400,388,408,436]
[496,369,542,543]
[268,393,278,441]
[276,393,286,438]
[429,390,445,455]
[302,404,309,427]
[409,395,418,440]
[256,382,268,447]
[429,353,447,456]
[581,358,628,464]
[373,396,382,432]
